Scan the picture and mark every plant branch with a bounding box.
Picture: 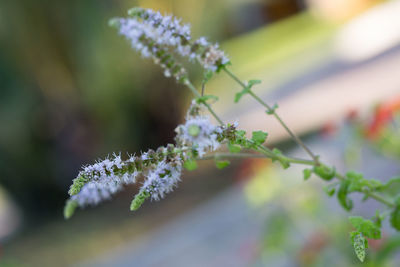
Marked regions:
[223,67,320,165]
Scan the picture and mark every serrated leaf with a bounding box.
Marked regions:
[183,160,198,171]
[228,143,241,153]
[303,169,312,181]
[349,216,381,239]
[251,131,268,145]
[338,180,353,211]
[215,160,230,169]
[350,231,367,262]
[390,207,400,231]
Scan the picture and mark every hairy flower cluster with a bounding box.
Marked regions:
[111,7,229,78]
[140,159,182,201]
[68,154,139,207]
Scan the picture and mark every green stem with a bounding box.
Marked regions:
[333,171,395,208]
[182,76,395,209]
[200,152,315,166]
[185,80,224,125]
[223,67,320,165]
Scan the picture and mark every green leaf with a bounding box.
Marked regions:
[303,169,312,181]
[346,171,382,192]
[323,185,336,197]
[379,177,400,196]
[272,148,290,169]
[203,70,214,84]
[228,143,241,153]
[390,207,400,231]
[313,166,335,181]
[196,95,219,104]
[349,216,381,239]
[266,103,279,115]
[234,79,261,103]
[64,200,78,219]
[215,160,230,169]
[337,180,353,211]
[183,160,198,171]
[251,131,268,145]
[350,231,367,262]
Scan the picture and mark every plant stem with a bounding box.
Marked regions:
[183,76,395,209]
[185,80,224,125]
[200,152,315,166]
[223,67,320,165]
[333,171,395,207]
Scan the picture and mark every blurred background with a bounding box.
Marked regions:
[1,0,400,266]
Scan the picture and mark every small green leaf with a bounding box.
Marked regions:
[337,180,353,211]
[203,70,214,84]
[323,185,336,197]
[234,80,261,103]
[390,207,400,231]
[350,231,367,262]
[248,79,262,86]
[215,160,230,169]
[196,95,219,104]
[303,169,312,181]
[236,130,246,137]
[184,160,198,171]
[272,148,290,169]
[313,166,335,181]
[251,131,268,145]
[228,143,241,153]
[349,216,381,239]
[266,103,279,115]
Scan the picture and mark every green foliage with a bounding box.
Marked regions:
[390,207,400,231]
[303,168,312,181]
[64,200,78,219]
[379,177,400,196]
[266,103,279,115]
[346,171,382,192]
[323,184,336,197]
[183,160,198,171]
[337,180,353,211]
[234,79,261,103]
[313,165,335,181]
[271,148,290,169]
[251,130,268,145]
[349,216,381,239]
[130,191,150,211]
[350,231,367,262]
[228,143,241,153]
[215,160,230,169]
[196,95,219,105]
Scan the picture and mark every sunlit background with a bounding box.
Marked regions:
[1,0,400,266]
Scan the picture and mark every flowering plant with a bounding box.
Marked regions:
[64,7,400,263]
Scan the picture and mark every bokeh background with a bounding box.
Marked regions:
[1,0,400,266]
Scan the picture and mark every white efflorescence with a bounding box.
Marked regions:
[175,102,222,157]
[141,159,182,201]
[71,154,139,207]
[192,37,229,72]
[114,7,229,74]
